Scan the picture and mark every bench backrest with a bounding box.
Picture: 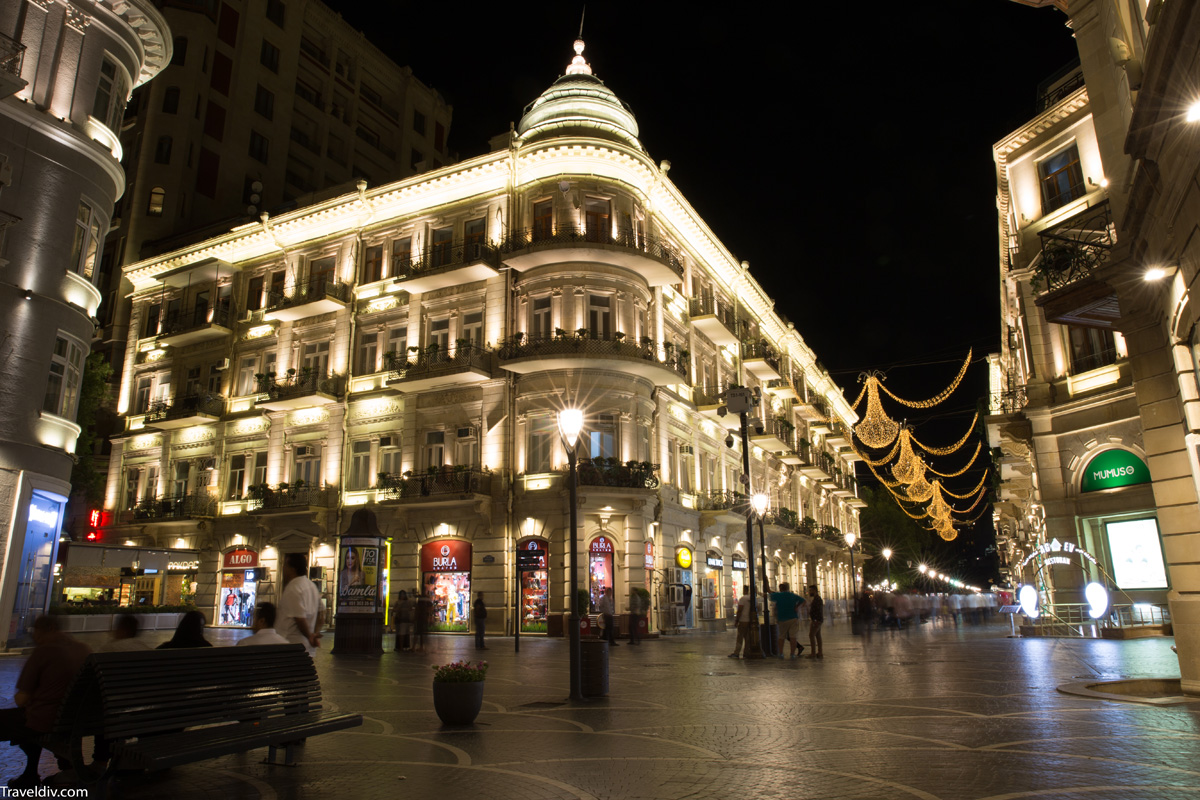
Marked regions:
[54,644,320,741]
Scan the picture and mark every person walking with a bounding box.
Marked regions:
[473,592,488,649]
[394,590,414,652]
[414,589,432,653]
[278,553,322,655]
[729,586,756,658]
[769,582,805,659]
[599,588,619,646]
[806,585,824,658]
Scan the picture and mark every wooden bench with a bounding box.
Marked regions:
[47,644,362,790]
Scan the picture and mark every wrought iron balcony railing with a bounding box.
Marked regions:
[377,468,493,500]
[988,386,1029,414]
[688,297,741,330]
[741,340,781,371]
[0,32,25,78]
[500,227,685,281]
[393,241,501,280]
[159,305,234,336]
[695,491,749,513]
[567,459,660,489]
[256,370,344,401]
[144,392,224,423]
[247,485,338,511]
[497,333,689,380]
[265,276,351,311]
[1032,201,1116,294]
[388,342,492,382]
[129,493,216,522]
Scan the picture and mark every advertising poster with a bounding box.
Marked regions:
[338,537,381,613]
[1106,518,1169,590]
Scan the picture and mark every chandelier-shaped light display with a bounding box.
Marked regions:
[927,481,954,521]
[853,374,900,449]
[891,429,922,484]
[905,462,934,502]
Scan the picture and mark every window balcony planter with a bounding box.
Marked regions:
[263,277,352,322]
[498,332,688,386]
[741,340,782,381]
[499,227,684,287]
[696,490,749,524]
[377,468,493,504]
[157,306,234,348]
[567,459,660,490]
[1032,201,1119,329]
[247,483,338,513]
[688,297,741,347]
[392,242,501,294]
[144,392,224,430]
[255,370,344,411]
[385,343,493,393]
[125,493,216,523]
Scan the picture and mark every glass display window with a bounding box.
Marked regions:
[588,536,615,611]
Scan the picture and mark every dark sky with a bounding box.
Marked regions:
[326,1,1080,578]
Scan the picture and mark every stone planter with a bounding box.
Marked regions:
[432,681,485,725]
[82,614,116,633]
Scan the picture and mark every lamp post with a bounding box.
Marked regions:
[719,386,764,659]
[558,408,584,701]
[844,531,858,632]
[751,493,772,656]
[881,547,892,588]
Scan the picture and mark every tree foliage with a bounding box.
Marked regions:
[69,353,114,506]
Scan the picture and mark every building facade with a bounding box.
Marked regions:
[86,41,864,635]
[999,0,1200,689]
[0,0,169,648]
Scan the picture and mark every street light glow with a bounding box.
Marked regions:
[844,531,857,548]
[558,408,583,449]
[1187,98,1200,123]
[751,493,768,516]
[882,547,892,560]
[918,564,928,574]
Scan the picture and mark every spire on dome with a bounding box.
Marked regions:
[565,39,592,76]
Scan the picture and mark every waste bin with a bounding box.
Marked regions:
[580,640,609,696]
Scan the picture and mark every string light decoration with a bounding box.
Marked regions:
[876,349,972,409]
[891,429,922,484]
[853,373,900,448]
[926,441,982,478]
[905,462,934,503]
[909,413,980,457]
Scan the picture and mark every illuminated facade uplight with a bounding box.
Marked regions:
[1187,98,1200,123]
[1144,266,1166,281]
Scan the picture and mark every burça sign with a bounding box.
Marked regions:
[1081,449,1150,493]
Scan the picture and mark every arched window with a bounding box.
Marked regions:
[154,136,172,164]
[147,187,165,217]
[162,86,180,114]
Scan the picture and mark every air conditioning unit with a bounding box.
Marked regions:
[668,585,685,604]
[240,310,254,322]
[679,445,694,455]
[673,606,686,627]
[379,436,399,450]
[296,445,316,458]
[214,357,230,371]
[456,426,476,439]
[663,567,680,585]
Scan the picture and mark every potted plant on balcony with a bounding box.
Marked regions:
[381,351,399,371]
[431,660,489,725]
[798,516,817,539]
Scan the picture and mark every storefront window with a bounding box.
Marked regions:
[701,552,722,619]
[588,536,614,611]
[8,494,64,648]
[217,548,258,627]
[519,539,548,633]
[420,540,472,632]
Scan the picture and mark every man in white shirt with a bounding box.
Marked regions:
[98,614,151,652]
[236,602,290,646]
[729,587,758,658]
[278,553,322,654]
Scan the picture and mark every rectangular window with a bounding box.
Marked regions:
[134,375,152,414]
[124,467,141,510]
[588,294,612,339]
[349,440,371,490]
[585,198,610,242]
[357,331,378,374]
[413,109,426,135]
[154,136,172,164]
[430,226,452,267]
[409,148,423,171]
[196,148,219,198]
[292,444,321,485]
[217,3,239,46]
[184,365,202,395]
[424,431,445,470]
[143,303,161,337]
[462,311,483,347]
[260,40,280,73]
[588,414,616,460]
[92,57,129,131]
[531,296,552,340]
[227,454,246,500]
[302,340,330,376]
[533,199,553,240]
[253,451,268,486]
[1039,143,1085,213]
[391,237,411,275]
[245,275,263,312]
[379,443,401,477]
[42,336,84,418]
[387,326,408,364]
[236,355,257,396]
[269,270,286,302]
[69,201,102,282]
[265,0,286,28]
[210,52,232,96]
[254,85,274,120]
[363,245,383,283]
[249,130,269,163]
[528,416,555,473]
[429,318,450,353]
[464,217,485,255]
[1068,325,1117,374]
[162,86,179,114]
[173,460,191,499]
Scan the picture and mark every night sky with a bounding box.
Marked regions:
[326,1,1081,580]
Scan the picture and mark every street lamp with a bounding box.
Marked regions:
[881,547,892,587]
[558,408,584,701]
[844,531,858,633]
[751,493,772,656]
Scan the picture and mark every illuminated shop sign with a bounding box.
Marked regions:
[1019,539,1097,569]
[1105,518,1168,590]
[731,559,747,571]
[1081,450,1151,492]
[643,541,654,571]
[222,548,258,569]
[168,560,200,571]
[28,503,61,529]
[706,554,723,568]
[675,548,692,569]
[420,540,472,573]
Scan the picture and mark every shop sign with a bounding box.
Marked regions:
[1018,538,1097,569]
[644,541,654,571]
[221,572,244,588]
[222,548,258,569]
[676,548,693,569]
[168,560,200,571]
[518,542,546,571]
[731,558,747,571]
[27,501,60,530]
[482,555,495,564]
[1080,449,1151,492]
[706,554,723,568]
[589,536,613,554]
[338,536,382,614]
[421,539,472,573]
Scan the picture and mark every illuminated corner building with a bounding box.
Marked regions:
[995,0,1200,680]
[0,0,170,648]
[84,0,454,528]
[92,40,865,636]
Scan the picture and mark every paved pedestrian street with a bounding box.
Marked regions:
[1,618,1197,799]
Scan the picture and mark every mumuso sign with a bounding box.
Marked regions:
[1081,449,1151,493]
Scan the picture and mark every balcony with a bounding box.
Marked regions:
[124,493,216,523]
[158,305,234,348]
[763,378,799,400]
[988,385,1029,415]
[750,418,794,453]
[568,459,660,490]
[741,341,783,381]
[377,469,493,504]
[385,343,493,393]
[248,485,338,513]
[1032,201,1119,329]
[688,297,741,347]
[696,491,749,524]
[393,241,501,294]
[692,383,741,429]
[263,277,352,322]
[255,371,344,411]
[144,392,224,430]
[498,333,688,386]
[152,257,237,289]
[0,33,26,99]
[500,228,684,287]
[825,424,849,448]
[797,444,833,481]
[793,396,827,422]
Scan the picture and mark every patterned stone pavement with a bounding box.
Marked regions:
[1,617,1197,799]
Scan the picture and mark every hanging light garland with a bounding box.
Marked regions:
[852,373,900,449]
[891,429,922,484]
[905,461,934,502]
[876,349,973,409]
[926,441,982,478]
[910,412,980,457]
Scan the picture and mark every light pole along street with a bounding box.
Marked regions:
[845,530,858,631]
[558,408,585,701]
[719,385,767,658]
[751,492,773,656]
[882,547,893,588]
